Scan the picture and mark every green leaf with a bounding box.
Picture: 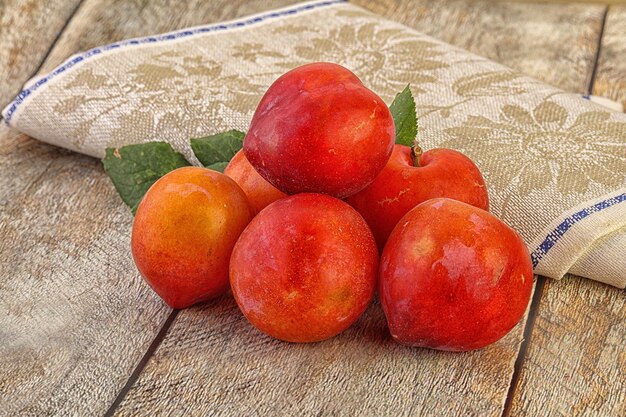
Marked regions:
[190,130,245,169]
[102,142,191,214]
[205,161,229,173]
[389,85,418,146]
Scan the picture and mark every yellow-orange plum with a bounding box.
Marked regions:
[131,167,253,309]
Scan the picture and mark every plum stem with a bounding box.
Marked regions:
[411,142,423,167]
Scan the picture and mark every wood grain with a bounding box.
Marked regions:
[110,2,625,416]
[0,129,66,205]
[78,1,587,414]
[1,0,623,416]
[0,0,82,109]
[0,0,81,204]
[0,150,170,416]
[505,5,626,416]
[0,6,175,406]
[508,276,626,416]
[505,0,626,4]
[593,5,626,109]
[353,0,605,93]
[1,0,302,415]
[38,0,302,73]
[113,296,529,417]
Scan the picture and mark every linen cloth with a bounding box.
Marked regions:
[3,0,625,287]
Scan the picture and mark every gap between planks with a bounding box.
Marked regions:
[104,309,180,417]
[104,281,549,416]
[501,8,610,414]
[501,276,546,417]
[586,6,610,94]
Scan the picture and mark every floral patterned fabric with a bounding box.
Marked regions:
[3,0,625,287]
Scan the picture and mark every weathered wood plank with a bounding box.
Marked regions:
[504,0,626,4]
[0,0,81,203]
[353,0,605,93]
[0,152,170,416]
[508,276,626,416]
[0,0,82,109]
[593,5,626,110]
[114,296,529,417]
[109,1,616,416]
[505,5,626,415]
[0,11,172,407]
[0,129,66,204]
[1,0,620,416]
[39,0,302,73]
[1,0,303,415]
[107,1,609,415]
[355,3,626,416]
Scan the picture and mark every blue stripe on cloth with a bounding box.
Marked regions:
[530,192,626,268]
[1,0,347,124]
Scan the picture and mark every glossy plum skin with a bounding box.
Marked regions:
[230,193,378,343]
[346,145,489,250]
[380,198,532,351]
[224,150,287,214]
[243,62,395,198]
[132,167,253,309]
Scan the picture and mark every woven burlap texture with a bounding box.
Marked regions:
[3,0,625,287]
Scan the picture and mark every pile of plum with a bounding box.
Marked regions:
[131,63,532,352]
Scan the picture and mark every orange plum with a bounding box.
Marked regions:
[224,150,287,214]
[132,167,253,309]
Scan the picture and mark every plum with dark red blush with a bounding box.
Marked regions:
[243,62,395,198]
[224,150,287,214]
[379,198,532,351]
[229,193,378,343]
[347,144,489,250]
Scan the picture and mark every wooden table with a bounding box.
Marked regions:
[1,1,624,415]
